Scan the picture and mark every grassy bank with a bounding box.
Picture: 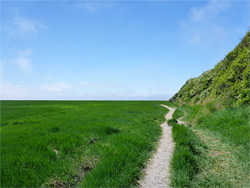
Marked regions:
[178,104,250,152]
[170,122,205,187]
[1,101,168,187]
[172,104,250,187]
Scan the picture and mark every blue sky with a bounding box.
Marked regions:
[1,0,249,100]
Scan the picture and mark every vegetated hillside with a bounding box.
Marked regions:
[171,31,250,106]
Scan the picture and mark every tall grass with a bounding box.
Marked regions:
[172,108,184,120]
[196,105,250,151]
[170,123,205,187]
[173,103,250,187]
[179,103,250,152]
[195,105,250,183]
[1,101,167,187]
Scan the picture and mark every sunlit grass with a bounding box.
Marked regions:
[1,101,168,187]
[171,104,250,187]
[170,122,205,187]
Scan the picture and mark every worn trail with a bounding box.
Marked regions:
[139,105,175,188]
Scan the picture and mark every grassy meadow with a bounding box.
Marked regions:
[0,101,169,187]
[170,104,250,187]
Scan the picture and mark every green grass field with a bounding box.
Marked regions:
[0,101,169,187]
[170,122,205,187]
[170,104,250,187]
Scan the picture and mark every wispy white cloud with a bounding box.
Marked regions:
[14,17,47,33]
[13,48,33,72]
[181,0,231,46]
[74,2,112,13]
[40,82,71,92]
[0,81,34,99]
[0,80,173,100]
[15,56,32,72]
[2,16,47,36]
[189,0,229,23]
[0,81,71,100]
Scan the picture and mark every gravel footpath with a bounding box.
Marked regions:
[139,104,175,188]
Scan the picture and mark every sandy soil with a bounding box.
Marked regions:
[139,104,175,188]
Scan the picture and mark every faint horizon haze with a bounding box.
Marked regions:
[1,0,249,100]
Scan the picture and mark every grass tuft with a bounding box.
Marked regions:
[104,127,120,135]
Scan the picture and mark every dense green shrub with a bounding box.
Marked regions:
[167,118,177,126]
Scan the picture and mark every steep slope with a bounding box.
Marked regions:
[171,31,250,106]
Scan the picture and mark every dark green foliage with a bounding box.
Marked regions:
[0,101,168,187]
[170,123,205,187]
[104,127,120,135]
[167,118,177,126]
[172,108,185,120]
[171,31,250,106]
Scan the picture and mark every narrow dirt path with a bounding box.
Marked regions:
[139,104,175,188]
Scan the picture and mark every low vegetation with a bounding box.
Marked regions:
[170,121,205,187]
[172,108,185,120]
[1,101,168,187]
[170,103,250,187]
[167,118,177,126]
